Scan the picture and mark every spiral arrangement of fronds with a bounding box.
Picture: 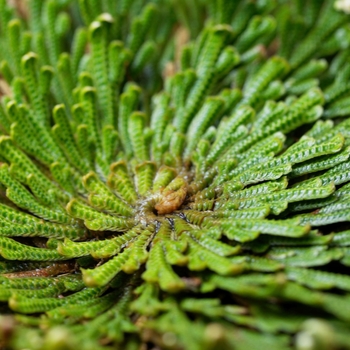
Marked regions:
[1,0,350,349]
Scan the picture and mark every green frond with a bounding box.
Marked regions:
[1,1,350,349]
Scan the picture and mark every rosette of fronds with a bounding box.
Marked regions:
[1,0,350,349]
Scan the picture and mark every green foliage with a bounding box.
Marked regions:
[0,0,350,349]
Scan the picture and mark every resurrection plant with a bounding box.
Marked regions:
[2,0,350,349]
